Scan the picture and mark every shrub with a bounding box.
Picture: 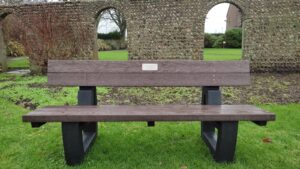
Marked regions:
[6,41,26,57]
[97,39,112,51]
[98,31,122,40]
[204,34,217,48]
[224,28,242,48]
[105,40,126,50]
[213,35,225,48]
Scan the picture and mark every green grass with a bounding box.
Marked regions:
[98,49,242,61]
[7,57,30,69]
[0,73,299,169]
[99,50,129,61]
[203,48,242,61]
[5,49,242,69]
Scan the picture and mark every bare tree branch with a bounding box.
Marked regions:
[100,8,126,39]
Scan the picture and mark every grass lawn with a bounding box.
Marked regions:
[6,49,242,69]
[203,48,242,61]
[0,73,299,169]
[7,57,30,69]
[99,50,129,61]
[99,49,242,61]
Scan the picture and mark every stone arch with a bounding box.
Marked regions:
[93,3,128,59]
[1,8,35,72]
[205,0,247,19]
[94,6,127,26]
[203,1,248,60]
[91,0,128,27]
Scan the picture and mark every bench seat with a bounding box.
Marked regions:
[23,105,275,123]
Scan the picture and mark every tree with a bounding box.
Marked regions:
[100,8,127,40]
[213,35,225,48]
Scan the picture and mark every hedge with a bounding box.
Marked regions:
[98,31,122,40]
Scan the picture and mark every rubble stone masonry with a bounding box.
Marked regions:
[0,0,299,73]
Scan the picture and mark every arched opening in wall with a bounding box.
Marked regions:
[204,3,243,61]
[0,13,29,72]
[97,8,128,61]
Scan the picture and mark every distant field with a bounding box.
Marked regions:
[7,49,242,69]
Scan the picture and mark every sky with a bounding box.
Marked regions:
[205,3,230,33]
[98,3,230,34]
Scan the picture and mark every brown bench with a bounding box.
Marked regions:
[23,60,275,166]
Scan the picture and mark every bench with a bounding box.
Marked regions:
[23,60,275,166]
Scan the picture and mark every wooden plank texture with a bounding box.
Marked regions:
[23,105,275,122]
[48,72,250,86]
[47,60,250,86]
[48,60,250,73]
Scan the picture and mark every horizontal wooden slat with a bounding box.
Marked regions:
[23,105,275,122]
[48,72,250,86]
[47,60,250,86]
[48,60,250,73]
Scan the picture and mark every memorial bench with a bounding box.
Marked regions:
[22,60,275,166]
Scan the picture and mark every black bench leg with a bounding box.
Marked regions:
[61,86,98,166]
[62,122,97,166]
[78,87,98,131]
[201,121,238,162]
[201,86,239,162]
[78,86,98,133]
[78,86,98,150]
[147,121,155,127]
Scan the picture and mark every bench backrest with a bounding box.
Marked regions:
[48,60,250,87]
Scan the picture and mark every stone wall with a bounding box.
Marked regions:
[0,7,12,71]
[0,22,6,71]
[0,0,299,73]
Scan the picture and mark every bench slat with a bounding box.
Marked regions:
[48,60,250,73]
[48,60,250,86]
[23,105,275,122]
[48,72,250,87]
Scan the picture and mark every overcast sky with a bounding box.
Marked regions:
[205,3,230,33]
[98,3,230,34]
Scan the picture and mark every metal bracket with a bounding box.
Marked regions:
[202,86,221,105]
[78,86,97,105]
